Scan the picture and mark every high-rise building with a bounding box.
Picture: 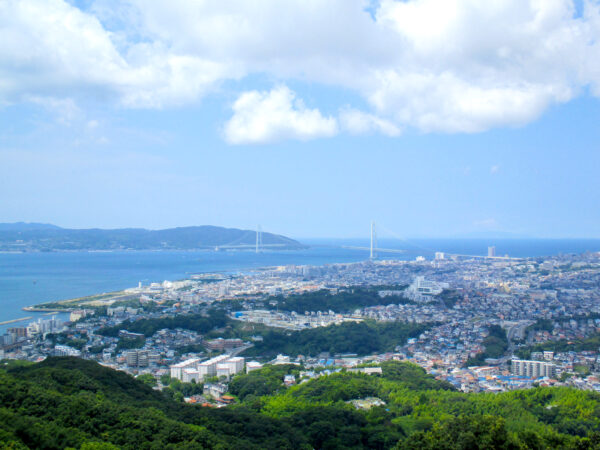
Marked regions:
[216,356,245,378]
[511,359,556,378]
[488,246,496,257]
[7,327,27,338]
[137,351,149,367]
[0,334,15,346]
[170,358,201,379]
[27,316,63,336]
[125,349,149,368]
[198,354,230,378]
[182,368,201,383]
[125,350,137,367]
[148,352,161,367]
[69,310,87,322]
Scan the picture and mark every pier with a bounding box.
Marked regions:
[0,316,33,326]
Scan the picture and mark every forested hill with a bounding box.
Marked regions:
[2,357,600,449]
[0,223,304,251]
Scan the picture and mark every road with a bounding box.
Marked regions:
[228,343,254,357]
[501,320,535,363]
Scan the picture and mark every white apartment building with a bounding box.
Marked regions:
[54,344,81,357]
[170,355,245,381]
[198,354,230,378]
[170,358,200,380]
[246,361,263,373]
[27,316,63,336]
[182,368,202,383]
[216,356,245,378]
[511,359,556,379]
[406,276,450,301]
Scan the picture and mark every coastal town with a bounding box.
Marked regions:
[2,249,600,405]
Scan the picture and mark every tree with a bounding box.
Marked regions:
[160,373,171,386]
[137,373,157,387]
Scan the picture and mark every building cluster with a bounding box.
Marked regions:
[232,309,362,330]
[0,326,28,347]
[404,276,450,301]
[170,355,245,382]
[1,249,600,397]
[203,338,245,351]
[27,316,64,336]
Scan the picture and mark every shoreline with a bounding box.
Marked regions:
[22,290,132,313]
[0,246,308,254]
[20,265,274,313]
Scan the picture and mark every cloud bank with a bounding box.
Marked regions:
[2,0,600,141]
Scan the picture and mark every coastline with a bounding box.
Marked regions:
[20,265,273,313]
[22,290,133,312]
[5,240,600,328]
[1,246,308,254]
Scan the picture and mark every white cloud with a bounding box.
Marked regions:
[2,0,600,137]
[368,0,586,132]
[490,165,501,174]
[339,108,401,136]
[223,86,338,144]
[0,0,235,109]
[0,0,126,100]
[367,72,573,133]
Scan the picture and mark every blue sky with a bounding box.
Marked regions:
[1,0,599,238]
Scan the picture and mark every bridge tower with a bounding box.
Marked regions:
[255,225,263,253]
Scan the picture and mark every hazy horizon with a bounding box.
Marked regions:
[3,221,600,241]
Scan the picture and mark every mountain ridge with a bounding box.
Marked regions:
[0,222,63,231]
[0,223,305,251]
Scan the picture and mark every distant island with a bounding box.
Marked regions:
[0,222,305,251]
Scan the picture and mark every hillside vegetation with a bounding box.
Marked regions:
[98,308,431,358]
[241,320,432,358]
[1,357,600,449]
[264,287,412,314]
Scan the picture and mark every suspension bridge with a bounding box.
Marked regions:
[341,221,407,259]
[213,225,290,253]
[343,221,523,261]
[215,222,523,261]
